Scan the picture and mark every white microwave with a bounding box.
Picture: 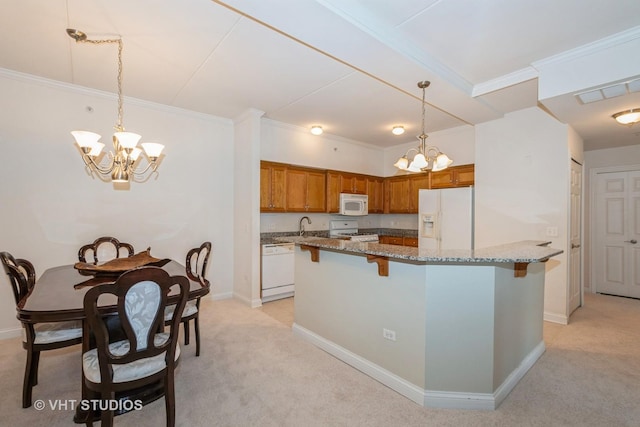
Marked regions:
[339,193,368,216]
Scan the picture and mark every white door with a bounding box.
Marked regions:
[569,160,582,314]
[593,170,640,298]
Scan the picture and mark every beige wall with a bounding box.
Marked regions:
[475,107,576,324]
[0,72,235,336]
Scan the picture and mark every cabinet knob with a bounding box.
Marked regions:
[625,239,638,244]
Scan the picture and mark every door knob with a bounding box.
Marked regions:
[624,239,638,244]
[571,243,581,249]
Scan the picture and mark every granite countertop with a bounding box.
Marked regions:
[260,229,416,244]
[273,236,562,263]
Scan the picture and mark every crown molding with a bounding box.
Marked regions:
[0,67,231,125]
[472,67,539,97]
[533,25,640,69]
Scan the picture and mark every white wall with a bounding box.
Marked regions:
[261,119,385,176]
[0,71,235,336]
[233,109,264,307]
[475,107,572,324]
[583,145,640,290]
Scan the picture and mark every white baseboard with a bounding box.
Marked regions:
[0,327,22,341]
[292,323,426,405]
[544,311,569,324]
[293,324,546,410]
[208,290,233,301]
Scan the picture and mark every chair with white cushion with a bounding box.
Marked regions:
[82,266,189,427]
[164,242,211,357]
[1,251,82,408]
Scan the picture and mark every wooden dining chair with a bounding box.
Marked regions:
[82,267,189,427]
[164,242,211,357]
[78,236,135,264]
[0,251,82,408]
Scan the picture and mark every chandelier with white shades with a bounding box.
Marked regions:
[393,81,453,173]
[67,28,164,183]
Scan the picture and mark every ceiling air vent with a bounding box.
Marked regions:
[575,78,640,104]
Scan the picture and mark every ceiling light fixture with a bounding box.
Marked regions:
[393,81,452,173]
[66,28,164,183]
[612,108,640,126]
[392,126,405,135]
[310,125,323,135]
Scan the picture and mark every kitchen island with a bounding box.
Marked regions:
[276,237,562,410]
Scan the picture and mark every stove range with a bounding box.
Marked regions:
[329,220,379,242]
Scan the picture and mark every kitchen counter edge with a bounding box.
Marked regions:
[274,236,563,263]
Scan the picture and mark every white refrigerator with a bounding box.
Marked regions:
[418,187,474,250]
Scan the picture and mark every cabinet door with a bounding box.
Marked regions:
[326,171,341,213]
[403,237,418,247]
[260,162,286,212]
[367,177,384,213]
[285,168,309,211]
[409,174,430,212]
[260,165,271,211]
[305,170,327,212]
[430,170,454,189]
[430,165,475,188]
[386,177,411,213]
[352,175,367,194]
[339,174,367,194]
[455,164,475,187]
[386,236,404,245]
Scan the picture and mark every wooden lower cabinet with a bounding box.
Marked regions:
[403,237,418,247]
[379,236,418,247]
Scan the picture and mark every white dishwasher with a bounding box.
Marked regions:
[261,242,295,302]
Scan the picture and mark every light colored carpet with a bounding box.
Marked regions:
[1,292,639,426]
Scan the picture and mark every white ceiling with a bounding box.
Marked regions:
[2,0,640,151]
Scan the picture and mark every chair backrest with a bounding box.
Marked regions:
[1,251,36,306]
[78,236,135,264]
[186,242,211,281]
[83,267,189,383]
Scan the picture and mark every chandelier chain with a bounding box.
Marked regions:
[80,37,124,131]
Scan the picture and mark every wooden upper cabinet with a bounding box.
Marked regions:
[286,166,326,212]
[367,177,384,213]
[260,162,287,212]
[327,171,373,213]
[430,164,475,189]
[340,173,367,194]
[326,171,341,213]
[409,174,430,212]
[385,173,429,213]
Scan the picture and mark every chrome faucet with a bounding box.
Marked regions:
[299,216,312,236]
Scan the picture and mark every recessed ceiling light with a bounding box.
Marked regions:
[310,125,323,135]
[392,126,405,135]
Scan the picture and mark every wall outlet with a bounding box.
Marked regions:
[268,223,276,231]
[383,328,396,341]
[546,226,558,237]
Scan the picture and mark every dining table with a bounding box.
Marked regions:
[16,259,210,424]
